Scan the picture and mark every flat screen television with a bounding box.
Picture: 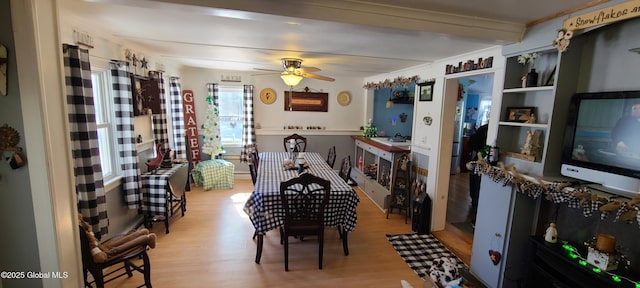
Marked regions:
[561,91,640,196]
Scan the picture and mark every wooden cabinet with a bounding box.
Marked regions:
[351,136,410,211]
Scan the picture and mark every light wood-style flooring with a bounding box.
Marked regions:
[105,175,473,288]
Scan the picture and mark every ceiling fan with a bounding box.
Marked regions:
[254,58,335,86]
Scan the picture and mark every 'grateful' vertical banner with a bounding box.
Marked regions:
[182,90,201,164]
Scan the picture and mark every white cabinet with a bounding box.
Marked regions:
[352,137,410,211]
[470,175,538,288]
[497,44,581,176]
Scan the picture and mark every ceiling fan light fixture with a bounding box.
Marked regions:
[281,73,303,87]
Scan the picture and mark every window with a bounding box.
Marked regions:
[218,86,244,146]
[91,69,119,182]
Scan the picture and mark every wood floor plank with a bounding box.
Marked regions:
[105,178,443,287]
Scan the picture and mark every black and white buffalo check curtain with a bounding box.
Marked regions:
[151,71,170,153]
[169,77,186,160]
[110,61,142,210]
[63,44,108,237]
[240,85,256,163]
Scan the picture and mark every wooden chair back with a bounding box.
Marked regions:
[338,155,352,183]
[79,225,151,287]
[283,133,307,152]
[279,172,330,271]
[326,146,336,168]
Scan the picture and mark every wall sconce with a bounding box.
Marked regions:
[386,99,394,109]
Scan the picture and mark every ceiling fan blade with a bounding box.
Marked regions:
[303,72,335,82]
[253,68,282,72]
[299,67,321,73]
[251,72,280,76]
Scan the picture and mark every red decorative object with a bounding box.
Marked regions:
[146,143,165,171]
[489,250,502,265]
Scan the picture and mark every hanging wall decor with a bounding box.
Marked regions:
[284,87,328,112]
[131,75,161,116]
[555,0,640,52]
[182,90,201,164]
[337,91,351,106]
[1,44,7,96]
[418,81,435,101]
[0,124,26,169]
[260,88,276,104]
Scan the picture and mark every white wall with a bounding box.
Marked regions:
[364,46,506,231]
[179,67,366,133]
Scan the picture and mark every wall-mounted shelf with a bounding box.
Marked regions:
[136,138,156,151]
[498,122,548,128]
[503,86,554,93]
[391,98,414,104]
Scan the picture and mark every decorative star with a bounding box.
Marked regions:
[124,49,132,62]
[140,57,149,70]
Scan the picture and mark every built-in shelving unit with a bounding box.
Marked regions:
[350,136,410,212]
[496,47,580,176]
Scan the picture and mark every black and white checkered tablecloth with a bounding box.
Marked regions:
[141,163,188,215]
[243,152,360,235]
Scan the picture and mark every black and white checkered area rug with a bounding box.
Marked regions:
[386,233,467,279]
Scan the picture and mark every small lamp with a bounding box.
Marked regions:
[281,73,303,87]
[386,99,394,109]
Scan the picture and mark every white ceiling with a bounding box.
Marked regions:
[59,0,603,79]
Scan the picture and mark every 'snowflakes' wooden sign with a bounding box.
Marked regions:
[563,0,640,31]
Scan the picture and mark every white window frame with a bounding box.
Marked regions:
[91,67,121,185]
[218,85,245,147]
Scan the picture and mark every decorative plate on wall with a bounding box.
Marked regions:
[260,88,277,104]
[337,91,351,106]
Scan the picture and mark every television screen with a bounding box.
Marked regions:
[562,91,640,194]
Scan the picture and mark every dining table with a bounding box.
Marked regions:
[243,151,360,263]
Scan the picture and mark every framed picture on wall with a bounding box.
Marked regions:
[131,75,161,116]
[418,81,435,101]
[506,106,535,122]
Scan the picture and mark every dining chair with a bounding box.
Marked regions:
[79,225,152,288]
[249,148,260,185]
[283,133,307,152]
[279,172,330,271]
[338,155,352,184]
[326,146,336,168]
[250,144,260,240]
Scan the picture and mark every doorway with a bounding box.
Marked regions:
[445,73,494,236]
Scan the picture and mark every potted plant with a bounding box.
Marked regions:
[518,53,539,87]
